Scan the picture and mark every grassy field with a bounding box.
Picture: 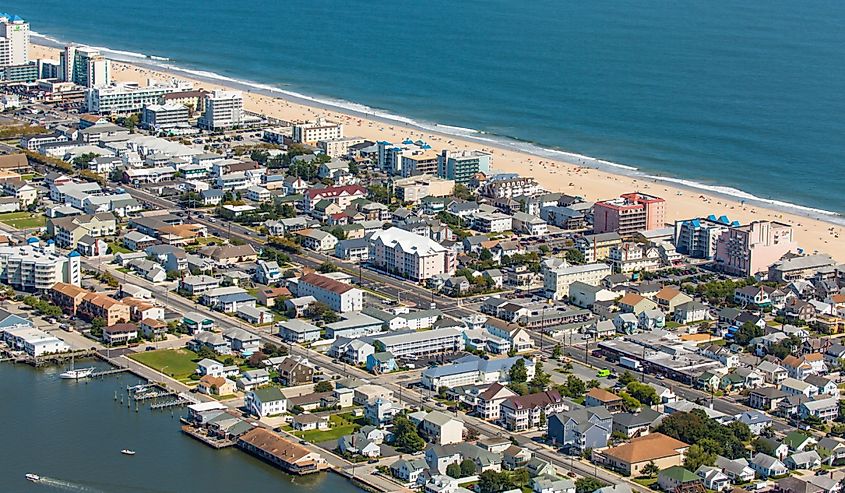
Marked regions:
[108,241,131,254]
[0,212,45,230]
[291,413,365,443]
[129,348,200,382]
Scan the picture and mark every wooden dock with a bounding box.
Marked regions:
[181,425,235,449]
[91,368,130,378]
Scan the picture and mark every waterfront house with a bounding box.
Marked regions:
[245,386,288,417]
[391,458,428,484]
[197,375,236,396]
[102,323,139,345]
[237,428,327,474]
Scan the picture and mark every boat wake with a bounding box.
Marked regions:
[33,476,107,493]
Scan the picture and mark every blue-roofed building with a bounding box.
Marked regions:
[216,292,256,313]
[421,355,535,390]
[674,215,737,260]
[0,309,33,332]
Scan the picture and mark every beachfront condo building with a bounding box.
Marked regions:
[436,149,492,185]
[0,14,29,67]
[674,215,739,260]
[377,139,440,177]
[593,192,666,236]
[142,103,190,131]
[85,81,192,114]
[369,227,456,281]
[198,90,244,131]
[59,46,111,88]
[715,220,796,277]
[293,118,343,144]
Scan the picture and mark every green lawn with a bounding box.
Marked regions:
[129,348,200,382]
[290,413,365,443]
[0,212,45,230]
[108,242,131,254]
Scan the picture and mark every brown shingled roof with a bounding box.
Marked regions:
[602,432,688,464]
[300,273,355,295]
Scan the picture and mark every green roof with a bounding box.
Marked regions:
[252,386,285,402]
[783,431,812,449]
[660,466,699,483]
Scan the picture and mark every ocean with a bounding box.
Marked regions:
[0,361,362,492]
[6,0,845,216]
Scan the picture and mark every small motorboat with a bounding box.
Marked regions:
[26,473,41,482]
[60,367,95,379]
[121,449,136,456]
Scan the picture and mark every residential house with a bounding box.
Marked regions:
[584,388,624,412]
[500,390,566,431]
[658,466,702,493]
[750,453,788,478]
[278,357,314,386]
[245,386,288,417]
[547,407,613,453]
[419,411,465,445]
[597,433,689,476]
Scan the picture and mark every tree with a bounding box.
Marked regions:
[446,463,462,479]
[539,409,547,428]
[586,379,600,389]
[734,321,765,347]
[247,352,268,368]
[478,471,512,493]
[529,361,551,393]
[626,381,658,406]
[658,409,747,459]
[306,301,339,323]
[509,358,528,384]
[314,381,333,393]
[329,227,346,241]
[618,370,636,385]
[641,461,660,477]
[453,183,474,201]
[618,391,641,412]
[559,375,586,398]
[565,249,585,265]
[510,469,530,488]
[318,262,339,273]
[575,478,607,493]
[393,415,425,453]
[194,345,217,360]
[460,459,476,477]
[684,444,716,471]
[552,344,562,359]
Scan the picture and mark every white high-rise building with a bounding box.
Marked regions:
[0,13,29,67]
[199,90,243,130]
[292,118,343,144]
[0,242,81,291]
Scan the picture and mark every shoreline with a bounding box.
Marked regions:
[27,38,845,261]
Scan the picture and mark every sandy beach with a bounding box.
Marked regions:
[30,44,844,262]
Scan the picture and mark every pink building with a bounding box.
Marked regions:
[715,221,796,276]
[593,193,666,236]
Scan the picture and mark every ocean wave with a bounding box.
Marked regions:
[434,124,481,135]
[28,34,844,224]
[31,31,166,63]
[653,175,841,218]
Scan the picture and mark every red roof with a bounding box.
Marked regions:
[305,185,366,200]
[300,273,355,295]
